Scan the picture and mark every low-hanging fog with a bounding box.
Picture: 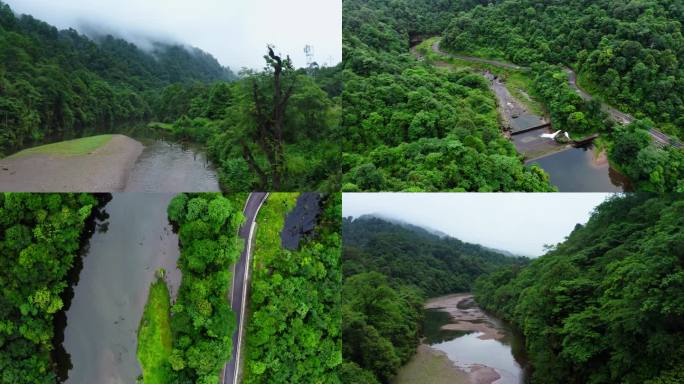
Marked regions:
[5,0,341,70]
[343,193,612,257]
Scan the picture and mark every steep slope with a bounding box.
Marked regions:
[343,216,526,295]
[341,0,554,191]
[342,215,527,383]
[475,194,684,383]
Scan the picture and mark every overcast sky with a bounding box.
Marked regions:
[343,193,612,257]
[6,0,341,70]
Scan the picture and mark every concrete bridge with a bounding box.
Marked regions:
[510,122,552,136]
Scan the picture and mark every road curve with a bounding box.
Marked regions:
[222,192,269,384]
[432,40,523,70]
[432,40,682,148]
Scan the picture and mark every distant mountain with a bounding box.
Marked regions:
[481,245,518,258]
[0,0,234,154]
[343,216,528,296]
[357,213,518,257]
[357,213,450,238]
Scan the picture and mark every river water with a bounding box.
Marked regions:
[124,138,220,192]
[421,294,529,384]
[528,145,630,192]
[54,193,183,384]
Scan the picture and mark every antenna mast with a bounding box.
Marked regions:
[304,45,315,74]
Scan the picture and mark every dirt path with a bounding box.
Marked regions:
[0,134,143,192]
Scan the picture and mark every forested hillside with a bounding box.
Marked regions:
[0,1,340,191]
[0,1,234,155]
[154,62,342,191]
[243,193,341,383]
[342,216,526,383]
[0,193,101,383]
[162,193,246,384]
[443,0,684,139]
[475,194,684,383]
[442,0,684,191]
[343,216,526,295]
[342,0,553,191]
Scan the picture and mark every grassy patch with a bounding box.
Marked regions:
[252,193,299,270]
[8,134,114,158]
[147,122,174,132]
[137,276,173,384]
[506,72,547,116]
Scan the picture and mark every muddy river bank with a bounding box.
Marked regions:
[394,294,529,384]
[0,130,220,192]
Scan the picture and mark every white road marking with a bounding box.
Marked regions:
[232,193,268,384]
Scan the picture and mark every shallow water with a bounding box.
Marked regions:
[528,145,630,192]
[54,193,182,384]
[424,305,528,384]
[124,139,220,192]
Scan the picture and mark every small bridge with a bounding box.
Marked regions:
[510,122,552,136]
[572,133,599,147]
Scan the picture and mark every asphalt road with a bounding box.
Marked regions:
[222,192,268,384]
[432,40,682,148]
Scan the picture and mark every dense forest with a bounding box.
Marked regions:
[0,1,341,191]
[443,0,684,139]
[244,193,341,383]
[342,216,526,383]
[0,192,100,383]
[342,0,553,191]
[475,194,684,383]
[157,193,246,384]
[155,60,342,191]
[442,0,684,191]
[0,1,233,156]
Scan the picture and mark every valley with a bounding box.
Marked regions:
[342,193,684,384]
[343,0,684,192]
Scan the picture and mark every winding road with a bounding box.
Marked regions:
[222,192,269,384]
[431,40,683,148]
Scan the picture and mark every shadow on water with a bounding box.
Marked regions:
[280,193,322,250]
[52,193,183,383]
[422,309,471,344]
[53,193,113,381]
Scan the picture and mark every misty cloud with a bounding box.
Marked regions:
[5,0,341,70]
[342,193,612,257]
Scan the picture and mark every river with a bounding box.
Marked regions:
[124,137,220,192]
[394,294,529,384]
[53,193,183,384]
[422,39,631,192]
[528,145,631,192]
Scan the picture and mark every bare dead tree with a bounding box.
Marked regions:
[241,46,297,189]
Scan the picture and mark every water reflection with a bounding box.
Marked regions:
[124,139,220,192]
[54,193,182,383]
[432,332,523,384]
[528,145,630,192]
[423,305,528,384]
